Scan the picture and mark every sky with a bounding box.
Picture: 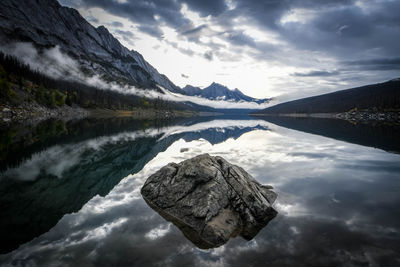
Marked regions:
[58,0,400,100]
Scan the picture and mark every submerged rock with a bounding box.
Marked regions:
[141,154,277,249]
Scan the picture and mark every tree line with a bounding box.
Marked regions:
[0,51,188,111]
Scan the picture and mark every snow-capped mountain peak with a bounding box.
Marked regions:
[183,82,270,104]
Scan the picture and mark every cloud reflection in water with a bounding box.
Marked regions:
[1,118,400,266]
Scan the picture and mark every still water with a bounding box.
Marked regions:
[0,116,399,266]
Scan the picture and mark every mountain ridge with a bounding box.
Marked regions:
[183,82,271,104]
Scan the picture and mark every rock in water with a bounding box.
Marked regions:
[141,154,277,249]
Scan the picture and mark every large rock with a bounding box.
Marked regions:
[141,154,277,249]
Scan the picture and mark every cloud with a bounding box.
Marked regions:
[76,0,189,34]
[180,24,211,42]
[204,50,213,61]
[342,58,400,71]
[109,21,124,28]
[180,0,227,17]
[234,0,289,30]
[114,29,135,38]
[137,25,164,38]
[164,40,196,56]
[279,1,400,59]
[181,24,208,36]
[0,42,160,97]
[87,16,99,24]
[291,70,340,77]
[0,42,82,80]
[225,31,257,48]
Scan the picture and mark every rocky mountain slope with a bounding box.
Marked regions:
[183,82,270,104]
[0,0,183,94]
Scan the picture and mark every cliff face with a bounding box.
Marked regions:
[0,0,183,93]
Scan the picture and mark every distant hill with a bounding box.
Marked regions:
[252,79,400,115]
[183,82,271,104]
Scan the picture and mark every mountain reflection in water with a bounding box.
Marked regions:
[0,116,399,266]
[0,116,268,254]
[255,116,400,154]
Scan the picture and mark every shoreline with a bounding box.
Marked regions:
[251,111,400,123]
[0,102,212,128]
[1,103,89,127]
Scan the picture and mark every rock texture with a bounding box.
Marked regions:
[141,154,277,249]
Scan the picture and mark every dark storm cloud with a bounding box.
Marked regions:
[75,0,189,38]
[290,0,356,8]
[343,58,400,71]
[180,0,227,17]
[279,1,400,59]
[68,0,400,57]
[291,70,340,77]
[209,0,400,67]
[181,24,208,36]
[234,0,289,30]
[225,31,257,48]
[179,24,211,42]
[138,25,164,38]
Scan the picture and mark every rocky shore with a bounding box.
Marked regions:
[252,111,400,124]
[0,102,198,128]
[335,111,400,123]
[0,102,89,127]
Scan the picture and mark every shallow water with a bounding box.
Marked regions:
[0,116,399,266]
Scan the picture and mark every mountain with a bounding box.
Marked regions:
[0,0,184,94]
[183,82,271,104]
[182,85,202,96]
[252,79,400,115]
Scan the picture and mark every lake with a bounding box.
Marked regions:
[0,116,399,266]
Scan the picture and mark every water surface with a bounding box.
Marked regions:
[0,116,399,266]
